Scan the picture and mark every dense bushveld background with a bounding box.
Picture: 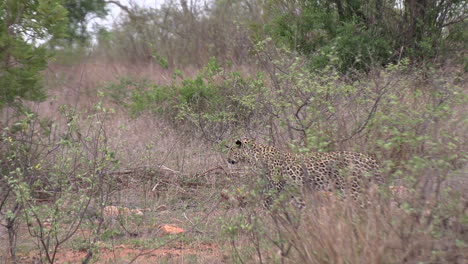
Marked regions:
[1,0,467,263]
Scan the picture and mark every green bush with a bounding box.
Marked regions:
[219,52,466,263]
[0,104,120,262]
[101,58,263,140]
[0,0,68,108]
[265,0,467,72]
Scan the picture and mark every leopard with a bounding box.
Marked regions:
[227,138,383,206]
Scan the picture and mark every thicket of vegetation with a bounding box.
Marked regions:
[1,0,466,263]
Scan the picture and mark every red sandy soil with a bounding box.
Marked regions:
[158,224,185,235]
[18,242,221,263]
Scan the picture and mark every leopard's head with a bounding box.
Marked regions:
[227,139,258,165]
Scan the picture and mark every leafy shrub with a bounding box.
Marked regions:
[102,58,263,141]
[0,104,120,263]
[218,43,467,263]
[265,0,467,72]
[0,0,68,108]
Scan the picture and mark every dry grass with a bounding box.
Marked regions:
[224,187,467,264]
[285,194,465,263]
[36,59,224,171]
[1,55,466,263]
[0,59,234,263]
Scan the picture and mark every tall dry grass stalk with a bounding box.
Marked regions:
[236,186,466,264]
[36,60,227,173]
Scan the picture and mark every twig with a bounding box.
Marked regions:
[183,212,204,234]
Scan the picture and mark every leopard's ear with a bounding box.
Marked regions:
[235,140,242,146]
